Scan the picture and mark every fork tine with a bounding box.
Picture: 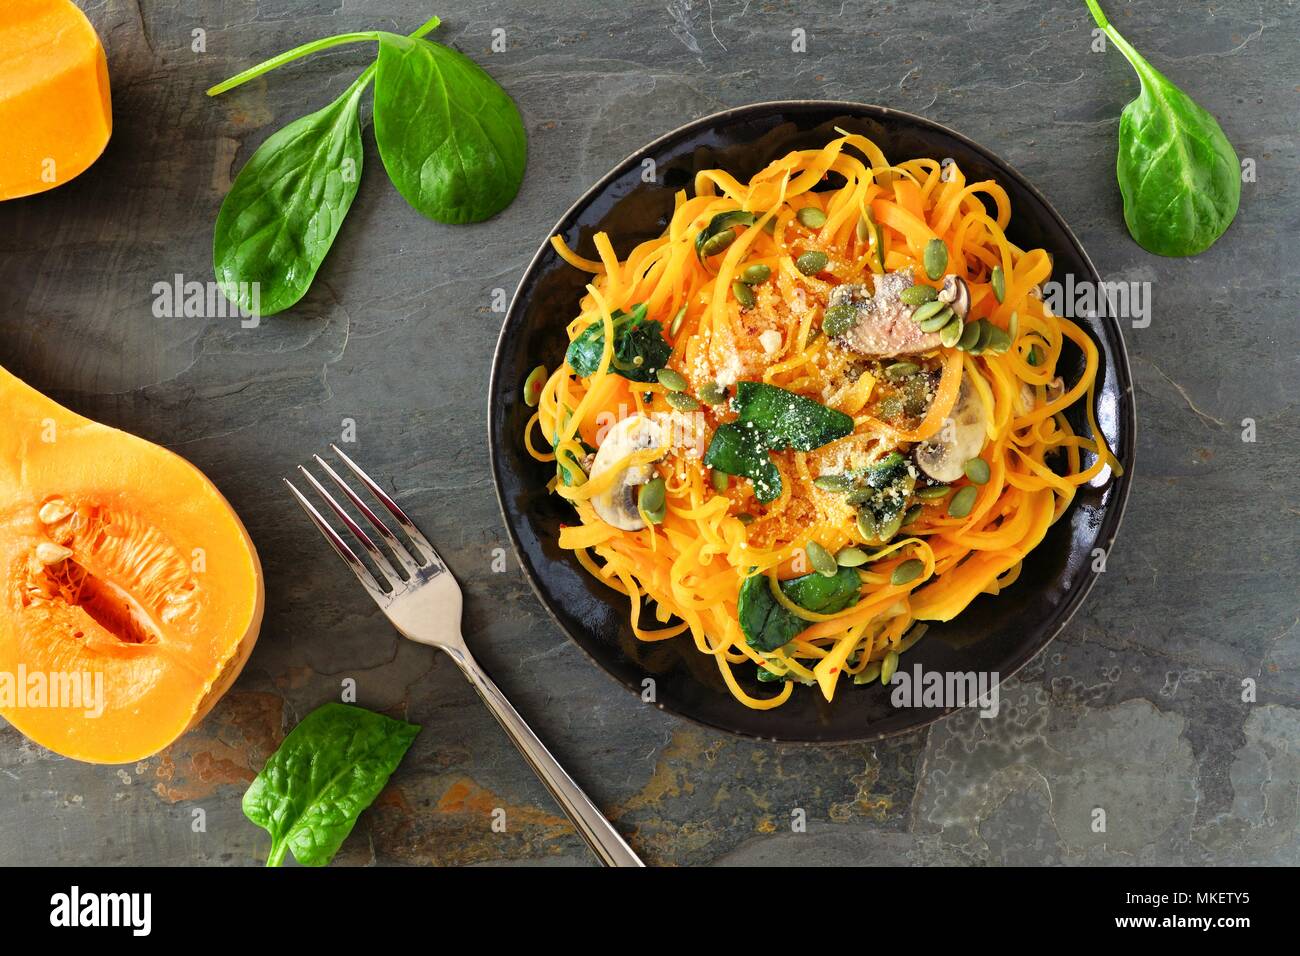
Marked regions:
[296,466,404,587]
[285,478,386,601]
[312,454,420,576]
[330,444,442,569]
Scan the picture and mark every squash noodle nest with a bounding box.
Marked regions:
[524,132,1120,710]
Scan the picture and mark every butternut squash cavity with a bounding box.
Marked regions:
[0,366,264,763]
[0,0,112,201]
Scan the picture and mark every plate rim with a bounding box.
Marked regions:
[487,99,1137,744]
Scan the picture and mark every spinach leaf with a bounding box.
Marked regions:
[243,702,419,867]
[704,382,853,503]
[373,33,528,224]
[737,568,862,652]
[213,65,373,317]
[1085,0,1240,256]
[565,304,672,383]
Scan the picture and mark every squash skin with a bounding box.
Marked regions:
[0,0,113,201]
[0,365,264,763]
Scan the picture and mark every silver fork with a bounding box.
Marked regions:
[286,445,643,868]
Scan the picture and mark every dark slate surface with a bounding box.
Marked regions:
[0,0,1295,866]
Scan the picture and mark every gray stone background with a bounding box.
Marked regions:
[0,0,1295,866]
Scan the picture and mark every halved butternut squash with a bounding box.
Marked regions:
[0,0,113,201]
[0,365,263,763]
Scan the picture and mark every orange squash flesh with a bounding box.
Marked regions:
[0,365,264,763]
[0,0,113,201]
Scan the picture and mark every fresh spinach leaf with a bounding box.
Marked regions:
[737,568,862,652]
[373,33,528,224]
[704,382,853,503]
[1085,0,1240,256]
[565,304,672,383]
[243,702,419,867]
[213,65,373,317]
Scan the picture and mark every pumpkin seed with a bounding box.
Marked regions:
[914,484,951,500]
[669,305,688,337]
[822,303,857,337]
[741,263,771,284]
[732,280,755,308]
[964,457,990,484]
[35,542,73,565]
[813,473,854,492]
[967,318,993,355]
[795,251,829,275]
[856,509,878,541]
[901,503,923,526]
[711,469,729,492]
[853,661,882,685]
[700,381,727,405]
[855,214,871,242]
[891,558,924,585]
[656,367,688,392]
[522,365,547,407]
[805,540,837,577]
[938,315,964,348]
[699,229,736,258]
[880,650,900,684]
[1007,310,1019,342]
[923,238,947,279]
[991,265,1006,302]
[762,215,778,235]
[835,546,871,568]
[797,206,827,229]
[883,361,919,381]
[900,283,938,305]
[910,299,946,324]
[985,326,1012,353]
[957,319,981,351]
[736,512,756,525]
[918,306,954,333]
[664,390,700,412]
[875,509,905,543]
[639,477,667,523]
[948,485,978,518]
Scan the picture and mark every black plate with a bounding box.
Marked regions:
[488,101,1135,743]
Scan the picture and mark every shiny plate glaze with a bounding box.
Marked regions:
[488,101,1135,743]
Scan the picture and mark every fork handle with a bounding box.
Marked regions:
[448,649,645,867]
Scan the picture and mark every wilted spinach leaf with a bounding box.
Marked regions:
[1085,0,1240,256]
[565,304,672,383]
[243,702,419,867]
[738,568,862,652]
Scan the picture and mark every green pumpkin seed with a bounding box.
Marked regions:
[1007,310,1019,342]
[700,381,727,405]
[957,319,981,351]
[835,546,871,568]
[639,477,667,523]
[948,485,978,518]
[914,484,951,501]
[741,263,772,284]
[880,650,900,684]
[845,488,876,506]
[991,265,1006,303]
[901,503,923,526]
[883,361,919,381]
[964,457,990,484]
[762,215,778,235]
[875,509,904,543]
[656,367,688,392]
[669,305,688,337]
[523,365,547,407]
[985,326,1012,354]
[918,306,955,333]
[822,303,857,337]
[732,280,755,309]
[711,469,729,492]
[938,315,964,348]
[923,238,948,280]
[797,206,828,229]
[664,390,701,412]
[699,229,737,258]
[736,512,756,525]
[795,251,829,275]
[910,299,947,324]
[856,509,878,541]
[855,214,872,242]
[813,473,854,492]
[900,284,938,306]
[891,558,925,585]
[805,540,837,577]
[966,318,992,355]
[853,661,882,685]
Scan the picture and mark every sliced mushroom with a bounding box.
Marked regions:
[937,274,971,320]
[589,415,666,531]
[914,375,987,483]
[1015,381,1036,416]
